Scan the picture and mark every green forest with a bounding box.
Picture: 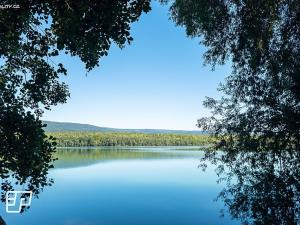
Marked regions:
[47,132,213,147]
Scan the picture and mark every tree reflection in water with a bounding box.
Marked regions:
[201,149,300,225]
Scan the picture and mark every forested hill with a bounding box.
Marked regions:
[43,121,206,135]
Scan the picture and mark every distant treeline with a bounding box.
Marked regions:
[47,132,213,147]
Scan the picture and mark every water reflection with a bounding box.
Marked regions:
[53,146,204,169]
[2,146,298,225]
[2,147,237,225]
[202,149,300,225]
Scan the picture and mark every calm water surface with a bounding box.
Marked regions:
[1,147,240,225]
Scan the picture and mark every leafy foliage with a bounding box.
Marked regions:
[0,0,151,212]
[166,0,300,152]
[0,111,56,213]
[165,1,300,224]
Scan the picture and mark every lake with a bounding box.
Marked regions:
[1,147,240,225]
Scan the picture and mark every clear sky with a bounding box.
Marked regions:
[43,1,231,130]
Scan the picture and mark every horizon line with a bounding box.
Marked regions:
[43,120,203,132]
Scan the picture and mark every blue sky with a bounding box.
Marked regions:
[43,2,231,130]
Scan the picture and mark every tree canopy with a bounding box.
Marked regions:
[165,1,300,224]
[165,0,300,152]
[0,0,151,208]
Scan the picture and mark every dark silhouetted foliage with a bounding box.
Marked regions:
[165,1,300,224]
[0,0,151,217]
[165,0,300,152]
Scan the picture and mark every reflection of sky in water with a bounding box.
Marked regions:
[1,148,240,225]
